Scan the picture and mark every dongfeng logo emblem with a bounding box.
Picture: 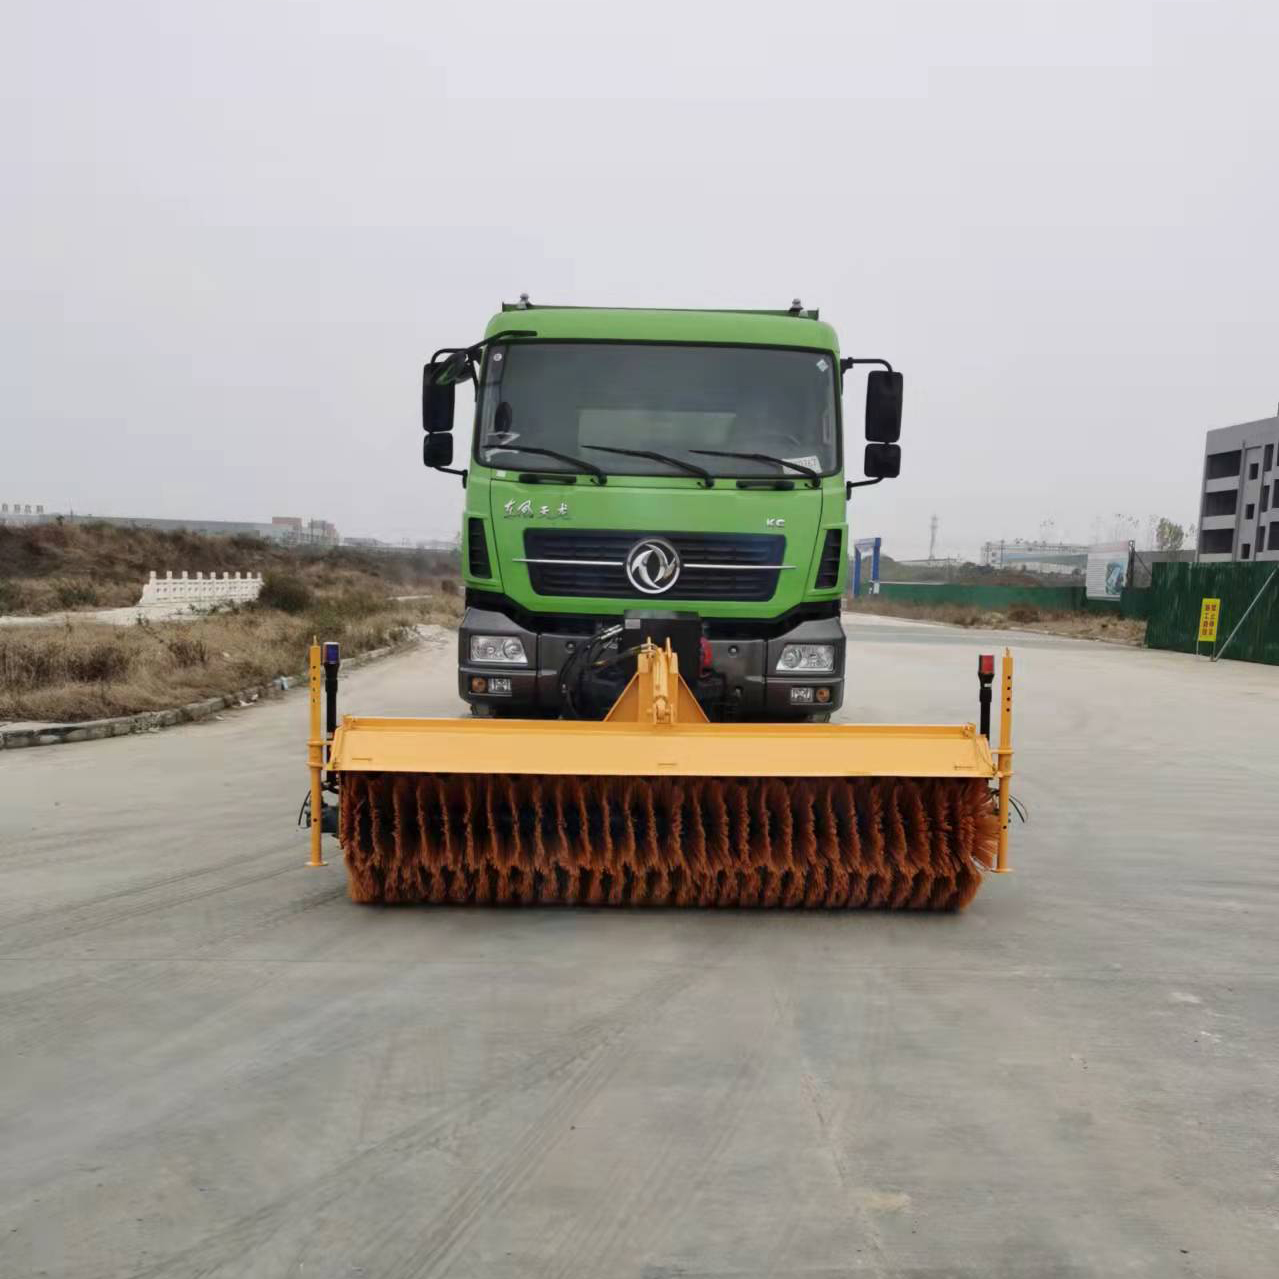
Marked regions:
[625,538,681,594]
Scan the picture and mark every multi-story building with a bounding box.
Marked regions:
[0,503,47,524]
[1197,408,1279,563]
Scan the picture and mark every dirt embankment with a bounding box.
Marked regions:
[1,523,464,721]
[0,520,458,616]
[1,591,462,723]
[847,596,1147,646]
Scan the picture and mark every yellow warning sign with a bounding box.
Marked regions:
[1198,597,1221,643]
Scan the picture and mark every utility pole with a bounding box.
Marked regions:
[928,514,938,563]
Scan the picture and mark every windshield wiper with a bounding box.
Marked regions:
[689,449,821,488]
[480,442,607,484]
[582,445,714,488]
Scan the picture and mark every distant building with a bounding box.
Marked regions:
[1197,407,1279,563]
[306,519,339,545]
[2,507,341,545]
[270,515,339,546]
[981,541,1088,575]
[0,502,46,524]
[69,514,282,539]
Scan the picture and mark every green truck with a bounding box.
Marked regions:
[422,300,903,721]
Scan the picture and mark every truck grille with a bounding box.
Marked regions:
[521,529,788,602]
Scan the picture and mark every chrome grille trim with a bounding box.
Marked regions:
[515,557,794,571]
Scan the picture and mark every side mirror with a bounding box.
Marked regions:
[423,433,454,468]
[864,442,901,479]
[865,370,903,443]
[422,366,456,434]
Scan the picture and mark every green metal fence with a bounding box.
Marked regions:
[1145,561,1279,664]
[1099,589,1152,620]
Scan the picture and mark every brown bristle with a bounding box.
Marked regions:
[339,774,999,910]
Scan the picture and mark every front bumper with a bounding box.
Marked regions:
[458,607,845,719]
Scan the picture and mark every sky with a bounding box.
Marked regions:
[4,0,1277,560]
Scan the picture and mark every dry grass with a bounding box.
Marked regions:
[0,577,141,615]
[0,521,457,616]
[847,596,1147,646]
[0,589,462,723]
[1011,611,1147,645]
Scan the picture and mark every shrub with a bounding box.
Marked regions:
[0,635,134,689]
[258,572,313,614]
[162,632,210,667]
[54,579,100,609]
[327,589,383,621]
[68,640,134,682]
[0,578,25,613]
[1008,604,1042,625]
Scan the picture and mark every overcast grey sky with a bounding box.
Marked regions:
[4,0,1277,558]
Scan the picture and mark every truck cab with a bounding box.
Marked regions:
[422,302,902,720]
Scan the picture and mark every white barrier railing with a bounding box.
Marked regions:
[138,571,264,606]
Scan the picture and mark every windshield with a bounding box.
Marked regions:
[474,342,840,478]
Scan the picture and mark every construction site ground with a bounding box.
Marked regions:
[2,614,1275,1277]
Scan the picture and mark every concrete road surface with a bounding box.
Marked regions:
[2,617,1277,1278]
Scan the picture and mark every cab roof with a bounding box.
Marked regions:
[483,305,840,353]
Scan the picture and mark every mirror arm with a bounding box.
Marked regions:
[846,476,884,500]
[839,357,894,374]
[469,328,537,354]
[432,465,468,488]
[429,329,539,385]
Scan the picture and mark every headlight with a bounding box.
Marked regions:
[776,643,834,674]
[470,635,528,664]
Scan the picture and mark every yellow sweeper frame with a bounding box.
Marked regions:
[307,641,1015,877]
